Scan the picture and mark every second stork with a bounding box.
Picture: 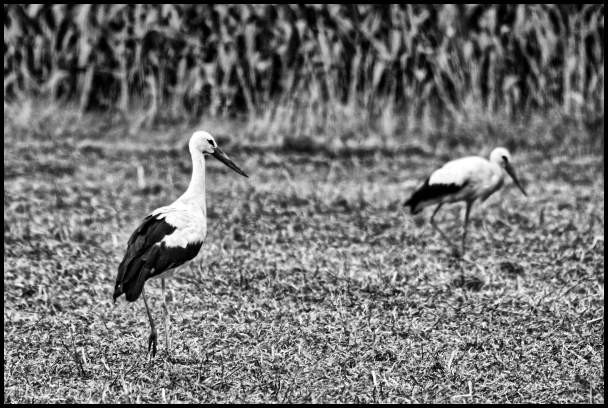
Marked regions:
[404,147,527,257]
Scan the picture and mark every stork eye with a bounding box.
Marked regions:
[207,139,216,147]
[502,155,508,162]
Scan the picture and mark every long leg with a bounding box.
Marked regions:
[430,203,460,255]
[461,201,473,256]
[161,278,171,353]
[142,288,158,358]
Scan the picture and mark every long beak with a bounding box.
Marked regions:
[505,162,527,196]
[212,146,248,178]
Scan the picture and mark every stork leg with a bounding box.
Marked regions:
[430,203,460,257]
[142,288,158,358]
[461,201,473,256]
[161,278,171,354]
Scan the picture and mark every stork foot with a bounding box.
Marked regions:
[148,330,158,358]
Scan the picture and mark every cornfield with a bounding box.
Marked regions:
[3,4,605,129]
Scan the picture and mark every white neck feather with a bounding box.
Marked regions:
[180,147,206,212]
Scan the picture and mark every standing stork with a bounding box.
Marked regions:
[113,130,248,357]
[404,147,527,257]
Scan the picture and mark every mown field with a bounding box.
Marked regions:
[3,115,604,403]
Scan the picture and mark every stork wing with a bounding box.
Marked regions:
[114,213,176,301]
[114,204,206,302]
[404,176,467,214]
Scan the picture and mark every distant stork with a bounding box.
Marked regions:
[404,147,527,257]
[113,130,248,357]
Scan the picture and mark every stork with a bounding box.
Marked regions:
[403,147,527,257]
[113,130,248,357]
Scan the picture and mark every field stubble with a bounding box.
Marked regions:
[3,119,604,403]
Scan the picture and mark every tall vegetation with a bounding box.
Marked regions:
[3,4,604,136]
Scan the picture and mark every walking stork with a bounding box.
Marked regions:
[113,130,248,357]
[404,147,527,257]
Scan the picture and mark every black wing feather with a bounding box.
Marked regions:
[113,214,176,302]
[404,177,467,214]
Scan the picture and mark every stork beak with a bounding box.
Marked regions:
[505,162,527,196]
[212,146,248,178]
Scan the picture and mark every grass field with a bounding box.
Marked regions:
[3,111,604,403]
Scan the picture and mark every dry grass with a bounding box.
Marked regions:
[3,106,604,403]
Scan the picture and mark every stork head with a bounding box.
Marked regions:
[490,147,526,196]
[189,131,248,177]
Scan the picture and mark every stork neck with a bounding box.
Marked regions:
[182,149,206,210]
[490,161,506,185]
[494,161,506,177]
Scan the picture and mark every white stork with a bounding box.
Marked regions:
[404,147,527,257]
[113,130,248,357]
